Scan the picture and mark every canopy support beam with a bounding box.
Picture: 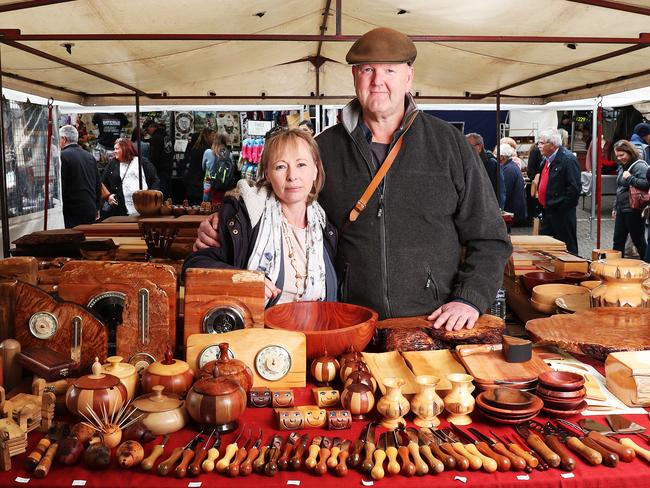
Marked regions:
[0,47,10,258]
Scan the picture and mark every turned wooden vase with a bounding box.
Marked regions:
[186,368,247,433]
[410,375,444,428]
[198,342,253,392]
[66,358,128,418]
[445,373,475,425]
[141,346,194,397]
[376,377,410,429]
[591,259,650,308]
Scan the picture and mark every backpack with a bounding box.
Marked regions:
[209,151,238,191]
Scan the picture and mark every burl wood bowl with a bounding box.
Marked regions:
[132,189,163,216]
[522,272,565,294]
[537,371,585,391]
[265,301,377,359]
[531,284,589,306]
[562,271,592,283]
[536,385,587,399]
[480,387,537,411]
[475,391,543,417]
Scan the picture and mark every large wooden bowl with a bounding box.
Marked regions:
[132,189,163,216]
[264,301,377,359]
[522,271,565,294]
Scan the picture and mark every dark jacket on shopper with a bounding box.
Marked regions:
[182,191,338,306]
[61,143,102,228]
[101,157,160,217]
[542,147,581,211]
[501,158,527,223]
[316,95,512,319]
[616,159,650,212]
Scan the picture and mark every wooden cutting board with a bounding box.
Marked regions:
[526,308,650,361]
[456,344,551,384]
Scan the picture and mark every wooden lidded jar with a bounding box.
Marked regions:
[340,359,369,383]
[141,346,194,397]
[132,385,188,435]
[186,366,247,433]
[343,370,377,392]
[339,346,363,366]
[66,357,128,418]
[341,382,375,420]
[310,348,340,386]
[198,343,253,392]
[101,356,138,402]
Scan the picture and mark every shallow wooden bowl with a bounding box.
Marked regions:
[532,284,589,306]
[555,294,591,314]
[536,385,586,399]
[481,387,537,411]
[580,280,602,290]
[265,301,377,359]
[476,391,543,417]
[522,271,565,294]
[562,271,591,283]
[541,400,587,417]
[539,396,586,411]
[530,298,556,314]
[538,371,585,391]
[478,407,540,424]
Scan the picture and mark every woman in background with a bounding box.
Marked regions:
[183,128,215,205]
[101,138,159,217]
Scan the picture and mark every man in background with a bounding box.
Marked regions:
[59,124,101,228]
[144,119,174,198]
[466,132,505,207]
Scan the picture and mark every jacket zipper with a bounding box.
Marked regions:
[424,266,438,301]
[347,111,418,318]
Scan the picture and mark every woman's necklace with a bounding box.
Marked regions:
[281,215,309,301]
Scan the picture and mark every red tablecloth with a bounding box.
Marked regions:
[1,384,649,488]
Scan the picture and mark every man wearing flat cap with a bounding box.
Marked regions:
[194,27,511,331]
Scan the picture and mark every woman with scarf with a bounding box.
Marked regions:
[183,129,337,305]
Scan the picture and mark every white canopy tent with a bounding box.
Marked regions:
[1,0,650,256]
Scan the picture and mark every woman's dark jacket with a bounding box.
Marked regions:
[183,144,210,205]
[183,195,338,306]
[101,157,160,216]
[617,159,650,212]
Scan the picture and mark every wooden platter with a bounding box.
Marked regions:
[456,344,551,386]
[526,307,650,361]
[361,351,419,395]
[401,349,466,393]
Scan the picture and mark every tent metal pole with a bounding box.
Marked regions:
[135,93,142,189]
[0,45,10,258]
[496,92,501,209]
[596,104,603,248]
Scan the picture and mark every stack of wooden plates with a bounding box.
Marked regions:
[536,371,587,416]
[475,388,543,424]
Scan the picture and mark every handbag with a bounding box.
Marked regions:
[627,160,650,210]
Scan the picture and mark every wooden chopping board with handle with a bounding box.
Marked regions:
[456,344,551,385]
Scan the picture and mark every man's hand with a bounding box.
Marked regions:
[427,302,479,331]
[264,278,281,301]
[193,213,220,251]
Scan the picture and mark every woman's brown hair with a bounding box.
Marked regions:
[114,138,137,162]
[256,128,325,203]
[613,139,642,163]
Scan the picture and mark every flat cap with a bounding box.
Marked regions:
[633,122,650,138]
[346,27,417,65]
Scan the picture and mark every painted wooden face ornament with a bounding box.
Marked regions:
[300,406,327,428]
[249,387,272,408]
[275,409,304,430]
[327,410,352,430]
[271,390,294,408]
[312,387,340,408]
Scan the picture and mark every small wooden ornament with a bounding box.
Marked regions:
[327,410,352,430]
[339,359,369,383]
[310,349,339,386]
[298,406,327,428]
[312,387,340,408]
[275,409,304,431]
[343,370,377,392]
[340,383,375,420]
[271,390,294,408]
[249,387,272,408]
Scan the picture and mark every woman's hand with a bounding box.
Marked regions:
[108,194,118,206]
[623,170,632,180]
[264,278,281,301]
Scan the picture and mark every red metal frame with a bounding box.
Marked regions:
[567,0,650,16]
[0,0,76,13]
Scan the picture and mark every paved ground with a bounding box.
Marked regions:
[511,194,624,258]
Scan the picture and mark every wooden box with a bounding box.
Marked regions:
[183,268,264,345]
[57,261,177,363]
[552,253,589,274]
[605,350,650,407]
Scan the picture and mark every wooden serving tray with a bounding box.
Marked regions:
[456,344,551,385]
[362,351,419,395]
[401,350,467,393]
[526,308,650,361]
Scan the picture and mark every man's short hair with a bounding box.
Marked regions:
[142,118,156,130]
[465,133,484,146]
[346,27,417,65]
[538,128,563,147]
[59,124,79,144]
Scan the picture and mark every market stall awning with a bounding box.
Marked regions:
[1,0,650,106]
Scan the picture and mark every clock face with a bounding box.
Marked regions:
[28,311,59,340]
[198,344,235,368]
[255,345,291,381]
